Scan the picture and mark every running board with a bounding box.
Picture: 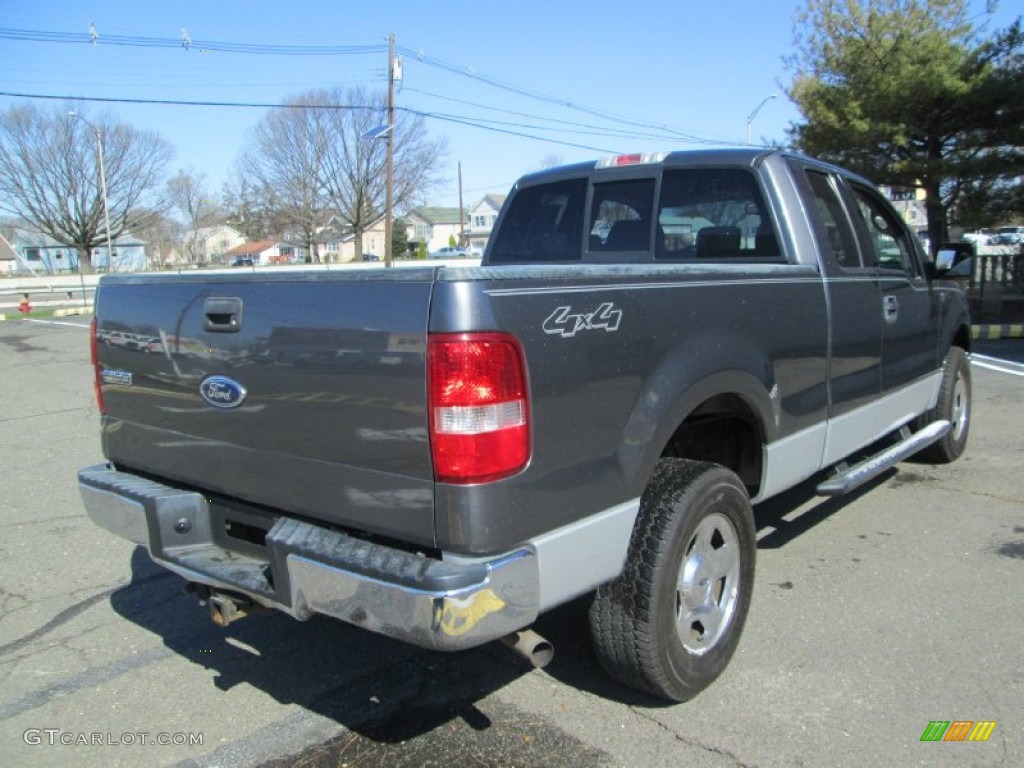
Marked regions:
[816,420,951,496]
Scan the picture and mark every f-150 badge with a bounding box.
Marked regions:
[199,375,247,409]
[543,302,623,338]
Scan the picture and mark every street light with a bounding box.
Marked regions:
[68,111,114,275]
[746,94,777,145]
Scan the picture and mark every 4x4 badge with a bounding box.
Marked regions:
[543,302,623,338]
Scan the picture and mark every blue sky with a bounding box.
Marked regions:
[0,1,1016,212]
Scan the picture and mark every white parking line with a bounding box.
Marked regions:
[971,354,1024,378]
[21,318,90,329]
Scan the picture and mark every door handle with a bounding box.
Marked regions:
[204,297,244,333]
[883,295,899,324]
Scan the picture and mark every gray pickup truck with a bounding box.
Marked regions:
[79,149,972,701]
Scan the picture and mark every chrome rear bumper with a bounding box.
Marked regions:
[78,464,539,651]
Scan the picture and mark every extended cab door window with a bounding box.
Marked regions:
[489,178,587,263]
[848,184,919,276]
[655,168,781,261]
[803,170,863,269]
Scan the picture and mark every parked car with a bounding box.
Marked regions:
[231,257,255,267]
[428,246,473,259]
[961,228,994,245]
[362,253,380,262]
[993,226,1024,245]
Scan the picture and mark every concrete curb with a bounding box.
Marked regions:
[972,324,1024,340]
[0,305,93,322]
[53,305,94,318]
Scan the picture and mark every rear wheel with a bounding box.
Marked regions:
[915,346,970,463]
[589,459,756,701]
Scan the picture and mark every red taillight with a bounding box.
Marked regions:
[90,317,105,414]
[428,333,530,484]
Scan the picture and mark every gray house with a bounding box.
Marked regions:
[11,229,148,273]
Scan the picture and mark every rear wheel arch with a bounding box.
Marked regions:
[660,390,768,498]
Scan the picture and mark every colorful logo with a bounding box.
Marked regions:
[920,721,997,742]
[199,376,247,409]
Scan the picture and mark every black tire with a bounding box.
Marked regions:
[589,459,756,702]
[915,346,970,463]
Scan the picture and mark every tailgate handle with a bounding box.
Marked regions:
[204,297,243,333]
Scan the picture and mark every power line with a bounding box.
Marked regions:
[0,91,377,110]
[397,44,731,145]
[0,24,737,145]
[402,87,730,146]
[0,27,386,56]
[0,90,618,152]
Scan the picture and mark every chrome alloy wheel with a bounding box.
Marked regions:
[951,368,969,441]
[676,512,741,655]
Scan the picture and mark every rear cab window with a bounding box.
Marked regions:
[488,158,784,265]
[488,178,586,263]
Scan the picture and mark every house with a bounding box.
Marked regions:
[466,194,507,253]
[317,216,387,262]
[223,240,304,265]
[91,234,148,271]
[0,228,19,275]
[404,207,467,254]
[8,229,147,273]
[183,225,245,264]
[882,185,928,229]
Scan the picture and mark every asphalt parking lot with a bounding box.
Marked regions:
[0,317,1021,768]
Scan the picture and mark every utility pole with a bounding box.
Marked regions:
[385,32,395,268]
[458,162,465,248]
[69,111,113,284]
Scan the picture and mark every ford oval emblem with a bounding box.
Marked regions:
[199,375,247,409]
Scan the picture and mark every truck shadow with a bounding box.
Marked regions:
[753,467,897,549]
[109,548,597,748]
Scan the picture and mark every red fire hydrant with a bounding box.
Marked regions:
[18,293,31,315]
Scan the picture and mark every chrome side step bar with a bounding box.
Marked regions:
[816,420,950,496]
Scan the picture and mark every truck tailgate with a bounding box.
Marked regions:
[94,271,436,546]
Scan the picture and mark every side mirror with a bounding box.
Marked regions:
[925,242,973,280]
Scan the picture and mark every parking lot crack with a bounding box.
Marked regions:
[628,707,752,767]
[0,571,172,658]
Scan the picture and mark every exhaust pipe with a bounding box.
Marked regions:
[501,628,554,668]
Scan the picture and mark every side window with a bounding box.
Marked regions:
[849,184,916,274]
[804,170,862,269]
[489,178,586,263]
[588,179,655,252]
[656,168,781,261]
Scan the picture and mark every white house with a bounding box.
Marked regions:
[404,207,466,254]
[466,194,507,253]
[317,216,387,262]
[183,225,245,264]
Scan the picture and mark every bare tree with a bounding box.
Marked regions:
[167,168,220,264]
[321,86,446,259]
[243,94,332,262]
[0,102,172,273]
[241,87,445,262]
